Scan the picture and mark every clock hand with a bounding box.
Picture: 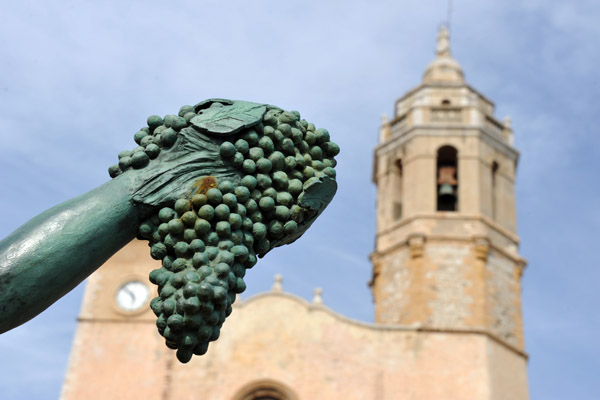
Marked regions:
[124,286,135,303]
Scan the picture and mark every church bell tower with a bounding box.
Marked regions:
[370,27,527,351]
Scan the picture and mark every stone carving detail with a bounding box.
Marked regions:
[408,234,426,259]
[473,237,490,261]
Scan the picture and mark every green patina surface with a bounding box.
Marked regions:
[0,99,339,363]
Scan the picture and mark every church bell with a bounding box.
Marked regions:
[438,182,456,199]
[437,164,457,202]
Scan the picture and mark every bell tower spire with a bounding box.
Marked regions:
[371,28,527,354]
[436,25,451,57]
[422,26,464,84]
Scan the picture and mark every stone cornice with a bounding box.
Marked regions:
[395,82,496,110]
[377,212,521,244]
[372,214,527,267]
[374,125,519,163]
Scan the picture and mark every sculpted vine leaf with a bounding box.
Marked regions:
[190,100,267,136]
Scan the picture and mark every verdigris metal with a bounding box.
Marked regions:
[0,99,339,363]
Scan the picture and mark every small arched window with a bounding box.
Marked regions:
[441,99,451,105]
[393,159,403,220]
[491,161,499,220]
[437,145,458,211]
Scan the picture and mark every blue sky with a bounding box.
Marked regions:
[0,1,599,399]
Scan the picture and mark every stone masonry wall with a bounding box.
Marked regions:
[486,250,522,347]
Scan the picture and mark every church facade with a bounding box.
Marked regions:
[61,28,529,400]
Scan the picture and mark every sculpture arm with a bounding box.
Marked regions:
[0,176,144,333]
[0,101,245,334]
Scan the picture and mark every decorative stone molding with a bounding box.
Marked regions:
[379,114,392,143]
[408,233,426,259]
[431,107,463,123]
[473,236,490,261]
[516,259,527,280]
[367,257,382,294]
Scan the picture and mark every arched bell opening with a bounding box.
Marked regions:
[436,145,458,211]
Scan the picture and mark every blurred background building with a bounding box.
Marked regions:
[60,28,529,400]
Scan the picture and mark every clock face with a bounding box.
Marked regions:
[115,281,149,312]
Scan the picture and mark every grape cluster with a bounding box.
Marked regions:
[216,107,339,253]
[108,105,196,178]
[139,187,252,363]
[113,101,339,363]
